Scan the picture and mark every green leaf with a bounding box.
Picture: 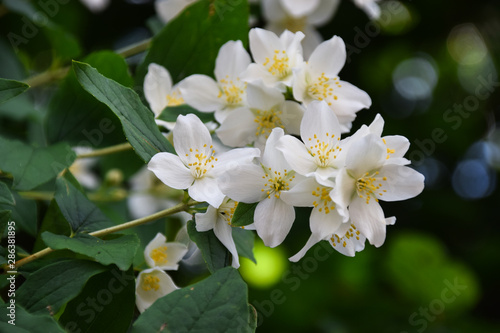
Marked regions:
[16,259,107,315]
[73,61,174,162]
[0,210,12,237]
[33,200,72,252]
[0,304,65,332]
[43,25,82,62]
[0,137,75,191]
[0,78,29,105]
[59,267,135,333]
[136,0,249,85]
[187,220,230,273]
[0,192,37,236]
[46,51,132,147]
[157,104,215,123]
[41,233,139,271]
[231,202,257,227]
[54,174,113,234]
[0,182,15,206]
[232,227,256,263]
[132,267,255,333]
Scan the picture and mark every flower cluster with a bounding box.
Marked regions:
[145,27,424,265]
[135,233,188,312]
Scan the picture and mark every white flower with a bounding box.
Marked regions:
[195,197,255,268]
[331,133,424,247]
[70,147,99,189]
[219,128,304,247]
[135,268,178,313]
[352,0,381,20]
[277,100,344,184]
[144,63,185,130]
[144,233,189,270]
[261,0,340,58]
[179,40,251,123]
[148,114,260,208]
[216,81,304,150]
[155,0,197,24]
[292,35,372,132]
[242,28,305,90]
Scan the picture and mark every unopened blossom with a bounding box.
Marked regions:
[144,63,185,129]
[155,0,197,24]
[135,268,178,313]
[242,28,305,90]
[144,233,188,270]
[179,40,252,123]
[195,197,256,268]
[216,81,304,150]
[292,35,371,132]
[262,0,340,58]
[331,133,424,247]
[277,100,344,184]
[148,114,260,208]
[219,128,304,247]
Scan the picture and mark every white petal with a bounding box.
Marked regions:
[144,63,172,116]
[280,177,318,207]
[327,80,372,119]
[308,36,346,77]
[178,75,225,112]
[246,81,285,110]
[215,108,258,147]
[375,164,425,202]
[254,196,295,247]
[282,101,305,135]
[383,135,411,163]
[195,205,218,232]
[345,134,386,178]
[276,135,317,176]
[310,204,343,239]
[135,268,178,313]
[214,221,240,268]
[214,147,261,177]
[160,242,189,270]
[301,26,323,60]
[330,168,355,221]
[218,164,266,203]
[349,196,386,247]
[249,28,282,65]
[280,0,320,17]
[368,113,384,136]
[300,100,341,150]
[215,40,251,81]
[289,233,324,262]
[240,63,278,88]
[262,0,287,22]
[308,0,341,25]
[189,176,225,208]
[128,194,160,219]
[262,128,289,171]
[173,114,212,164]
[148,153,194,190]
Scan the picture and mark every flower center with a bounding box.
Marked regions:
[263,50,290,78]
[219,200,239,225]
[185,145,217,179]
[307,73,341,105]
[166,91,184,106]
[150,246,168,265]
[382,138,396,160]
[312,186,335,214]
[142,274,161,291]
[254,107,284,138]
[307,133,340,167]
[261,168,295,199]
[356,171,387,204]
[330,224,361,248]
[218,77,245,106]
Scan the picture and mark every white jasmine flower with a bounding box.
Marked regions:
[277,100,344,184]
[292,35,372,132]
[216,81,304,150]
[144,232,189,270]
[155,0,197,24]
[262,0,340,58]
[352,0,381,20]
[144,63,185,130]
[195,197,255,268]
[135,268,178,313]
[242,28,305,90]
[148,114,260,208]
[331,133,424,247]
[219,128,304,247]
[179,40,251,123]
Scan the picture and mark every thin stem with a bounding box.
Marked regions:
[7,200,199,271]
[24,38,152,88]
[76,142,133,159]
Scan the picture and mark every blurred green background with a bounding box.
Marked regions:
[1,0,499,332]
